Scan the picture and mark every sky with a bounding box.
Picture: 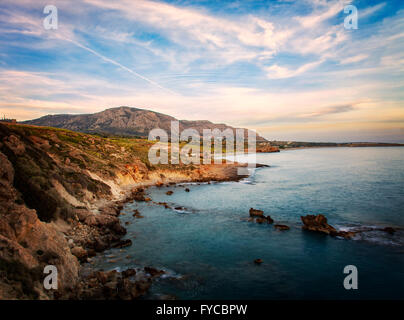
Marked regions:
[0,0,403,142]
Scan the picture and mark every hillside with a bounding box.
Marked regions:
[0,122,249,299]
[24,106,267,141]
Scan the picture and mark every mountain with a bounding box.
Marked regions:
[23,106,267,141]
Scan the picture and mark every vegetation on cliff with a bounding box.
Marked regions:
[0,123,247,299]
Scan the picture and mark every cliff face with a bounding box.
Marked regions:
[0,123,147,299]
[0,123,248,299]
[23,106,268,141]
[0,150,79,299]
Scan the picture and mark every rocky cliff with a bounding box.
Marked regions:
[0,122,248,299]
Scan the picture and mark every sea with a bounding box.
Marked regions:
[93,147,404,300]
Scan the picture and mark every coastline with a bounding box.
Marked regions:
[63,162,261,299]
[1,123,402,299]
[0,122,263,299]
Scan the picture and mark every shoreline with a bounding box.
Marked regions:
[0,122,266,299]
[69,161,267,299]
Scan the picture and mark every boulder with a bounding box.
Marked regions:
[71,246,88,263]
[131,188,146,202]
[166,191,174,195]
[75,269,151,300]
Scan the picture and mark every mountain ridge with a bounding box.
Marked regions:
[23,106,267,141]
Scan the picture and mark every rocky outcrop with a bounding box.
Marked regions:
[256,144,280,153]
[249,208,274,224]
[301,214,337,235]
[301,214,355,239]
[70,269,151,300]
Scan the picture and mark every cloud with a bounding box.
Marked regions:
[339,54,368,65]
[82,0,289,64]
[298,104,356,118]
[61,36,177,95]
[295,1,342,28]
[266,59,324,79]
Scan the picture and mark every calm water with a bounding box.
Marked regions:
[94,147,404,300]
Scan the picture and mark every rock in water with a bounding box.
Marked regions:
[254,259,263,264]
[249,208,264,217]
[112,239,132,249]
[301,214,356,239]
[383,227,396,235]
[274,224,290,231]
[144,267,165,278]
[301,214,337,235]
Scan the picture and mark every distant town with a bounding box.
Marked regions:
[0,115,16,124]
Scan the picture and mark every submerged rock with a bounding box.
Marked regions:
[132,209,144,218]
[144,267,165,278]
[166,191,174,195]
[274,224,290,231]
[383,227,396,235]
[112,239,132,249]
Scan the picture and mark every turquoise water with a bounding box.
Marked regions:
[95,147,404,300]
